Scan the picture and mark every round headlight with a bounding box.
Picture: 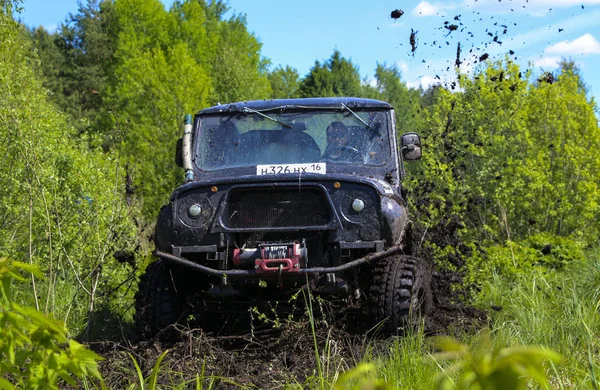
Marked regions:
[352,198,365,212]
[188,203,202,217]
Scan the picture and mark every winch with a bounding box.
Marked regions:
[232,241,308,273]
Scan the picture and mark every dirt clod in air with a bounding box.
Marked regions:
[538,71,555,84]
[410,29,418,56]
[391,9,404,19]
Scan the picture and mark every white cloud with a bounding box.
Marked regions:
[402,56,460,90]
[412,1,456,17]
[360,77,378,88]
[413,1,440,16]
[396,61,409,76]
[546,33,600,55]
[407,75,442,89]
[525,0,600,6]
[533,56,562,69]
[459,54,477,74]
[43,24,58,33]
[388,22,405,29]
[493,9,600,55]
[463,0,600,16]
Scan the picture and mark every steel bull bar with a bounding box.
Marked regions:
[154,244,404,277]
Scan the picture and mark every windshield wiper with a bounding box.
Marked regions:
[242,106,293,129]
[341,103,372,129]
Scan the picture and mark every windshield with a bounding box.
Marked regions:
[194,109,391,172]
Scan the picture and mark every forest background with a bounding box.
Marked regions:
[1,0,599,388]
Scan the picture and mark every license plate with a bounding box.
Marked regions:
[256,163,326,175]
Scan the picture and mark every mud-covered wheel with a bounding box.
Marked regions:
[369,255,432,335]
[135,260,187,338]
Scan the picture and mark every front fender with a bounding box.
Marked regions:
[381,196,408,246]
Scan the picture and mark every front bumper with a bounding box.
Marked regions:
[154,244,404,278]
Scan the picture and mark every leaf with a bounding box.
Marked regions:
[12,305,68,342]
[334,363,376,387]
[431,336,468,354]
[147,349,169,390]
[0,377,15,390]
[128,353,145,390]
[589,344,599,390]
[10,261,44,279]
[69,340,104,380]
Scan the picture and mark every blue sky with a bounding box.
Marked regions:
[17,0,600,103]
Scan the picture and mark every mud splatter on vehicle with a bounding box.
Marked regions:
[135,98,430,338]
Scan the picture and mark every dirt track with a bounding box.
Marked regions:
[91,265,485,388]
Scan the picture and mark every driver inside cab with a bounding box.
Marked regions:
[322,121,362,162]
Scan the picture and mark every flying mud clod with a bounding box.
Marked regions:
[410,29,418,56]
[390,9,404,19]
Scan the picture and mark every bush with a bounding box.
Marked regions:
[0,0,137,332]
[464,234,585,286]
[0,258,104,389]
[433,332,561,390]
[406,60,600,248]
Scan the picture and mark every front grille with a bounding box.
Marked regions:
[224,187,331,229]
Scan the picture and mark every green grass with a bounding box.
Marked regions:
[473,249,600,388]
[8,244,599,389]
[365,327,439,389]
[354,247,600,389]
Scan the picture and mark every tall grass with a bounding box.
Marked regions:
[474,248,600,388]
[367,327,439,389]
[352,248,599,389]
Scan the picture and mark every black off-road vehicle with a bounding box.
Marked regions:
[135,97,429,336]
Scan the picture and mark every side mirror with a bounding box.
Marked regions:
[175,138,183,167]
[400,132,422,161]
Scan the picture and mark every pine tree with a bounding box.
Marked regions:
[299,50,362,97]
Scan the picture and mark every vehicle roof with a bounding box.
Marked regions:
[197,97,392,116]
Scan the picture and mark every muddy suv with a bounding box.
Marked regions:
[135,97,429,336]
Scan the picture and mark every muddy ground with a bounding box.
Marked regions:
[89,223,487,389]
[91,280,485,388]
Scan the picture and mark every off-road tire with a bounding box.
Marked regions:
[369,255,432,335]
[135,260,187,338]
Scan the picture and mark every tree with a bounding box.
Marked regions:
[207,11,272,103]
[106,0,279,221]
[110,0,212,219]
[406,59,600,246]
[30,26,65,101]
[361,63,422,132]
[299,50,362,97]
[268,65,300,99]
[30,0,118,138]
[299,60,334,97]
[557,58,596,112]
[30,0,278,223]
[171,0,272,104]
[1,1,135,330]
